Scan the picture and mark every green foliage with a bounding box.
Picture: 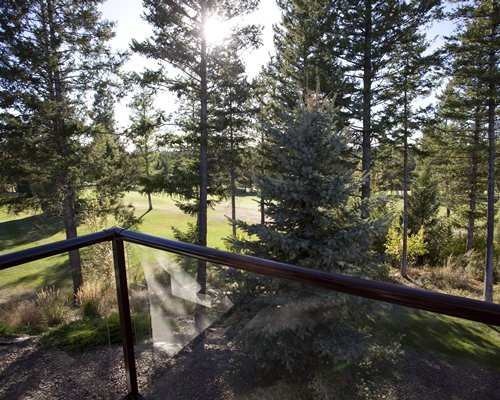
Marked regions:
[237,293,401,399]
[125,86,164,200]
[385,220,428,266]
[35,287,71,327]
[39,313,150,352]
[0,0,125,212]
[0,322,43,337]
[230,102,400,398]
[406,162,450,265]
[172,222,200,245]
[408,163,440,233]
[231,101,381,276]
[0,0,132,294]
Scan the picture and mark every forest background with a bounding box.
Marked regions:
[0,0,498,304]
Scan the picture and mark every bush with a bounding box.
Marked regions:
[428,264,472,291]
[36,287,71,327]
[236,292,401,399]
[6,300,44,329]
[39,313,151,352]
[424,219,452,266]
[76,281,116,319]
[385,220,428,266]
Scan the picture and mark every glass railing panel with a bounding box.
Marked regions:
[0,245,131,398]
[131,255,499,400]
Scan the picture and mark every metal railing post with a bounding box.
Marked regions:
[112,237,141,399]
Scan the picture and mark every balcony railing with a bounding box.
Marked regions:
[1,227,499,399]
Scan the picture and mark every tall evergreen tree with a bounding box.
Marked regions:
[126,87,164,212]
[444,0,497,300]
[270,0,353,123]
[380,1,441,277]
[209,40,257,238]
[332,0,440,216]
[0,0,124,295]
[408,162,440,233]
[434,82,488,250]
[87,83,137,228]
[132,0,260,293]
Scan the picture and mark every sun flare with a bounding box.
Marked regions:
[203,15,232,45]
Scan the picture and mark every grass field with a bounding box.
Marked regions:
[0,192,260,298]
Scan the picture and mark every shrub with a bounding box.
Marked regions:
[7,300,44,328]
[39,313,151,352]
[36,287,71,327]
[76,281,114,319]
[236,292,401,399]
[463,249,485,281]
[385,220,428,266]
[428,265,472,291]
[424,219,452,266]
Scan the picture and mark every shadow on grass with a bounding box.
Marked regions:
[0,214,64,252]
[385,305,500,371]
[0,258,71,301]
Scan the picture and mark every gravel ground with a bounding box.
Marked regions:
[1,331,499,400]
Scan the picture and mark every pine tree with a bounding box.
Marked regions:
[209,41,257,238]
[444,0,497,300]
[230,99,378,275]
[132,0,260,293]
[229,100,400,397]
[331,0,441,218]
[437,82,488,248]
[126,87,164,212]
[270,0,353,122]
[0,0,124,296]
[408,162,440,232]
[380,1,441,277]
[87,83,137,228]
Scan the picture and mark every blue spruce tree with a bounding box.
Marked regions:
[231,97,380,276]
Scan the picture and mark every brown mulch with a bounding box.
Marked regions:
[1,329,499,399]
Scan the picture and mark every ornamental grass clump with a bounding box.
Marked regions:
[76,281,116,319]
[36,287,71,327]
[7,299,44,329]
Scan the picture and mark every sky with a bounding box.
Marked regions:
[98,0,455,131]
[98,0,281,129]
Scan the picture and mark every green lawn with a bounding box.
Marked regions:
[383,305,500,371]
[0,192,260,296]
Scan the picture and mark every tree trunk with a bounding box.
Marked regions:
[47,0,82,297]
[260,129,265,225]
[466,113,480,252]
[145,144,153,212]
[361,0,372,219]
[401,86,409,278]
[147,192,153,212]
[230,125,237,238]
[484,3,497,302]
[197,2,208,295]
[62,188,83,296]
